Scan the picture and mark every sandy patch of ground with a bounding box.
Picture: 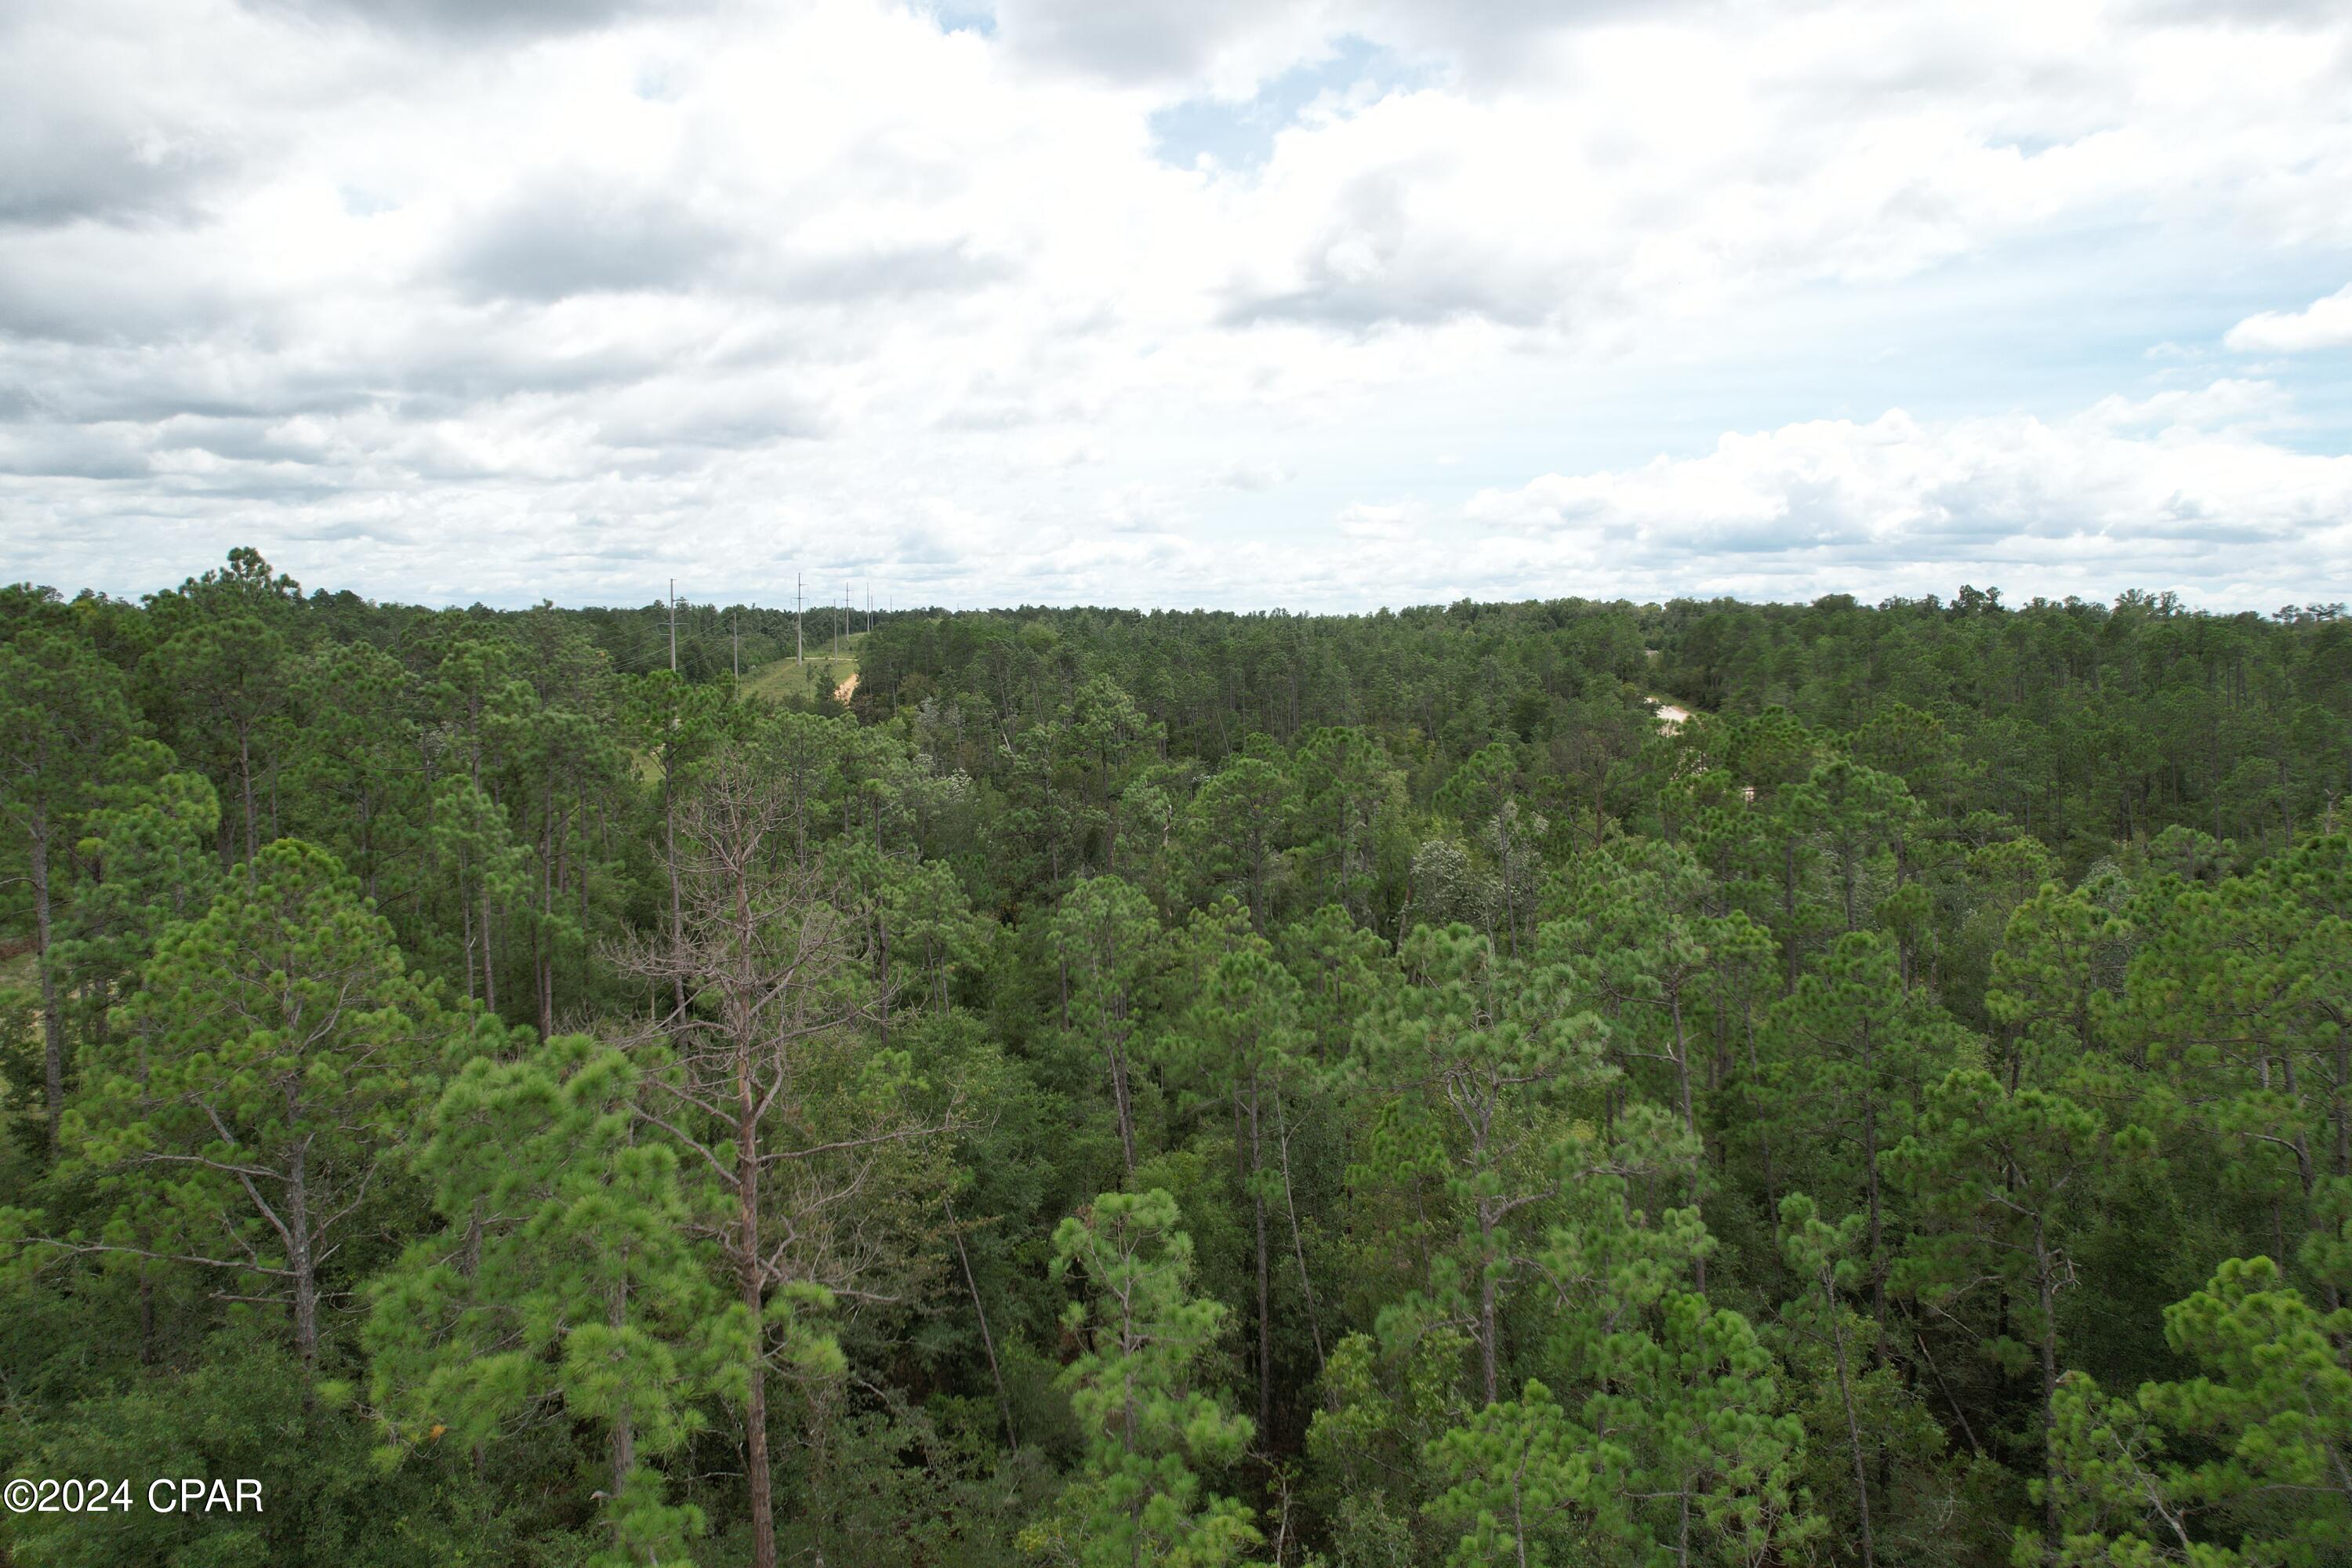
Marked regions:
[1646,697,1751,798]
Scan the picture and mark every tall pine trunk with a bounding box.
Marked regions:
[1822,1265,1876,1568]
[29,805,64,1144]
[539,780,556,1039]
[288,1142,319,1373]
[738,1069,777,1568]
[2036,1218,2062,1541]
[1249,1079,1272,1435]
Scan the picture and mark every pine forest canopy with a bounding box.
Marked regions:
[2,546,2351,1566]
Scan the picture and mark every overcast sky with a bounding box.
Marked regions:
[5,0,2351,612]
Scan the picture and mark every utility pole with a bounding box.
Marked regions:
[796,572,804,666]
[668,579,677,673]
[732,612,739,681]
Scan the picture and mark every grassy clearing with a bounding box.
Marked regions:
[740,631,864,705]
[626,634,869,782]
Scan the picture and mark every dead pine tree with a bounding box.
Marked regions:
[606,745,961,1568]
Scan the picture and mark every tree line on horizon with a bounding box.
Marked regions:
[3,546,2351,1566]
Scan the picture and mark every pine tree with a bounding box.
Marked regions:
[285,641,421,913]
[1174,919,1310,1434]
[1889,1067,2149,1540]
[1425,1377,1628,1567]
[428,775,531,1014]
[1762,930,1969,1335]
[2039,1249,2352,1565]
[1779,1193,1882,1567]
[1051,874,1166,1175]
[143,610,291,873]
[1548,840,1772,1283]
[1541,1160,1821,1566]
[0,619,136,1144]
[1788,758,1915,935]
[1028,1188,1262,1568]
[1352,922,1613,1405]
[1290,726,1402,924]
[53,741,222,1053]
[365,1030,717,1567]
[2118,836,2352,1294]
[1425,1163,1820,1566]
[60,839,446,1370]
[604,746,950,1568]
[1184,753,1296,934]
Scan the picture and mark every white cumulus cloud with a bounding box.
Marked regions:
[1,0,2349,607]
[1442,381,2352,606]
[2227,282,2352,354]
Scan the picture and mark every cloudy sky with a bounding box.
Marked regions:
[5,0,2351,612]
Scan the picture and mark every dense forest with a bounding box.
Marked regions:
[5,546,2352,1568]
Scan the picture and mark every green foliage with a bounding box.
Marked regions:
[1051,874,1167,1174]
[5,557,2352,1566]
[1762,928,1973,1321]
[1350,921,1613,1402]
[1029,1188,1262,1568]
[2038,1254,2352,1566]
[0,1329,514,1568]
[1425,1376,1625,1566]
[365,1031,718,1566]
[60,839,446,1368]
